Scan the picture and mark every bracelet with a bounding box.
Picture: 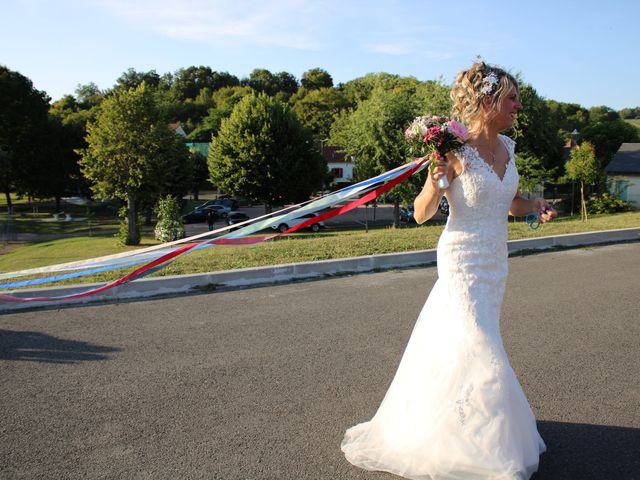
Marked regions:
[525,212,541,230]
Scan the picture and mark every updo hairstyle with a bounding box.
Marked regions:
[450,62,518,132]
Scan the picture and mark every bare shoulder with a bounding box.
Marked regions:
[446,151,464,177]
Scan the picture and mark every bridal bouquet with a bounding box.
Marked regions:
[404,115,469,188]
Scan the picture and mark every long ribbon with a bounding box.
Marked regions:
[0,160,407,281]
[0,158,427,303]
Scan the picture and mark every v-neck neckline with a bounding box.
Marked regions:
[468,136,511,183]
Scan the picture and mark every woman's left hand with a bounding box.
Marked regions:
[533,198,558,223]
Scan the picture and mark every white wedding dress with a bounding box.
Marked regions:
[342,135,546,480]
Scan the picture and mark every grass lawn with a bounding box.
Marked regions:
[0,194,122,235]
[0,193,227,236]
[0,236,159,270]
[0,214,120,235]
[1,211,639,289]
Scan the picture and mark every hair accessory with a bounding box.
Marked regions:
[478,71,500,98]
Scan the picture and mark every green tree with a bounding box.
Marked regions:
[515,84,564,172]
[415,80,452,116]
[188,149,209,200]
[171,66,239,101]
[0,148,12,211]
[290,87,350,140]
[115,68,161,91]
[565,141,600,222]
[241,69,299,98]
[301,68,333,89]
[50,95,97,202]
[150,84,216,149]
[80,83,190,244]
[74,82,104,109]
[0,66,50,211]
[546,100,590,140]
[242,68,278,96]
[187,85,253,142]
[330,86,420,226]
[209,93,325,211]
[619,107,640,119]
[515,153,552,198]
[580,118,639,165]
[339,72,416,107]
[588,105,619,123]
[51,94,80,117]
[51,89,101,133]
[29,115,86,212]
[274,71,299,96]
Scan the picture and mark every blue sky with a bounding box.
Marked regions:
[2,0,638,110]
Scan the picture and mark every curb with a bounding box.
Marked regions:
[2,227,639,313]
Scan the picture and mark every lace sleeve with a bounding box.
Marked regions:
[453,145,472,173]
[499,135,516,158]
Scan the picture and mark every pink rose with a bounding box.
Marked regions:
[423,126,441,143]
[447,120,469,142]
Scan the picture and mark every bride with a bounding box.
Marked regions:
[341,62,557,479]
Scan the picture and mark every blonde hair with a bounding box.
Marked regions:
[450,62,518,133]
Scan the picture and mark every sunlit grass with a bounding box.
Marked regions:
[1,212,638,290]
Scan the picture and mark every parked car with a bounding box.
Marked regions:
[194,204,230,218]
[226,211,250,227]
[399,206,416,224]
[439,197,450,216]
[195,198,238,211]
[271,213,325,233]
[182,206,220,224]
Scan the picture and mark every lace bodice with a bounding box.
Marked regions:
[443,134,519,244]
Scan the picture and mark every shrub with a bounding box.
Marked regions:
[154,195,185,242]
[587,192,633,214]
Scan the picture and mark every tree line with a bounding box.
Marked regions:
[1,64,638,243]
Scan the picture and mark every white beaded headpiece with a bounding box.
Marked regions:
[478,71,500,98]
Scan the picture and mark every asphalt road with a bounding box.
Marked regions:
[1,242,639,480]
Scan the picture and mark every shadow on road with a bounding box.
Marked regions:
[0,329,121,364]
[534,420,640,479]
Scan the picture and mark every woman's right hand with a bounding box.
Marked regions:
[429,155,450,190]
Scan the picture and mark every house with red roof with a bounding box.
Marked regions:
[322,146,354,187]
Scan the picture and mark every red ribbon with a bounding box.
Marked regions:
[212,158,425,244]
[2,159,425,303]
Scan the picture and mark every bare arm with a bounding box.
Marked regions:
[509,192,558,222]
[413,153,459,224]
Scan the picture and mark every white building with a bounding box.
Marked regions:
[322,146,354,186]
[605,143,640,207]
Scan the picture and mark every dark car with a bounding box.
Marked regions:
[399,206,416,224]
[194,204,230,218]
[182,206,220,224]
[226,212,250,227]
[195,198,239,211]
